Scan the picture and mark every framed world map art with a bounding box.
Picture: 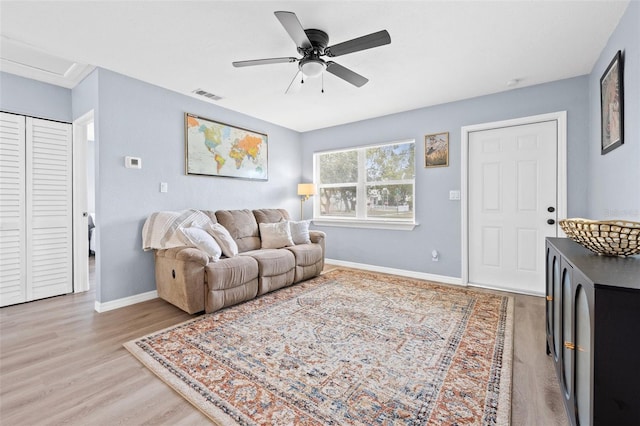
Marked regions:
[185,113,268,180]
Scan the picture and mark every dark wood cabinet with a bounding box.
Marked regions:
[546,238,640,426]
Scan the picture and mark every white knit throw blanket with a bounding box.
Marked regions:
[141,209,212,251]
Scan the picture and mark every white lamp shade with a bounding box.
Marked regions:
[297,183,316,196]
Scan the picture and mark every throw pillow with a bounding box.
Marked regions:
[259,221,294,249]
[207,223,239,257]
[179,226,222,261]
[289,220,311,245]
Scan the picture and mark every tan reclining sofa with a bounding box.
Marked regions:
[150,208,325,314]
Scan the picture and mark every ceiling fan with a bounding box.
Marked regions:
[232,11,391,90]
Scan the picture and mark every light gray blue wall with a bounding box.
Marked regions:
[0,71,72,122]
[71,68,99,121]
[72,68,302,303]
[301,76,589,278]
[6,1,635,299]
[588,1,639,222]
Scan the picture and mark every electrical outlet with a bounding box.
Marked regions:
[431,249,439,262]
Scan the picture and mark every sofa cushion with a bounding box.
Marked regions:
[259,221,294,249]
[253,208,290,224]
[289,220,311,245]
[241,249,296,295]
[205,254,259,313]
[286,243,323,267]
[286,243,324,283]
[208,223,239,258]
[241,249,295,277]
[215,209,261,252]
[205,255,259,291]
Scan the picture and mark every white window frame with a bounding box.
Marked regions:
[312,139,417,230]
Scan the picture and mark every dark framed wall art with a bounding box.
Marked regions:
[600,50,624,155]
[185,113,268,180]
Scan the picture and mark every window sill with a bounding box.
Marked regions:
[311,218,418,231]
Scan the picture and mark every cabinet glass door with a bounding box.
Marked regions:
[575,284,591,426]
[562,267,573,397]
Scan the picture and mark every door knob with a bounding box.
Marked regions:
[547,219,555,225]
[548,207,555,213]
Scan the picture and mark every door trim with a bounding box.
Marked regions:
[461,111,567,289]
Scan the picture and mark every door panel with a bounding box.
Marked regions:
[469,120,558,294]
[0,113,26,306]
[562,265,573,397]
[575,283,592,426]
[26,118,73,300]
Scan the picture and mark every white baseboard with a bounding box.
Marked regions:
[325,258,463,286]
[469,282,545,297]
[94,290,158,313]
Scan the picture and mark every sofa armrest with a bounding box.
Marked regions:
[158,247,209,266]
[155,247,209,313]
[309,230,326,245]
[309,231,326,266]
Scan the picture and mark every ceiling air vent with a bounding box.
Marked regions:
[192,88,223,101]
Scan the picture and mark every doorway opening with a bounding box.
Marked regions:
[72,110,95,293]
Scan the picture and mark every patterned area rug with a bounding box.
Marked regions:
[125,269,513,425]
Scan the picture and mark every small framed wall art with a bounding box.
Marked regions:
[600,50,624,155]
[424,132,449,168]
[185,113,268,180]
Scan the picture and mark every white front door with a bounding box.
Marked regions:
[468,120,558,295]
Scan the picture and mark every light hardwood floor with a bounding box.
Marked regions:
[1,262,569,425]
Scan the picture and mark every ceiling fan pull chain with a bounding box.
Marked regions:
[322,73,325,93]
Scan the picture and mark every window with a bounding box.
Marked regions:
[313,139,415,228]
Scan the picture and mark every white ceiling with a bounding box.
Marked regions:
[0,1,629,132]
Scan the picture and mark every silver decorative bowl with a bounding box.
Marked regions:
[559,218,640,257]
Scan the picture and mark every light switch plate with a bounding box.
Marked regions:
[160,182,168,193]
[449,190,461,200]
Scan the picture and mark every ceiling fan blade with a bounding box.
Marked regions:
[274,11,312,49]
[232,57,297,67]
[326,61,368,87]
[325,30,391,57]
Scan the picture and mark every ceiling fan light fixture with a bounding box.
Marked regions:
[299,57,326,78]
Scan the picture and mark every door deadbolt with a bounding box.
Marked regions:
[547,219,556,225]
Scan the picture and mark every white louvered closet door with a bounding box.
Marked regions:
[0,112,27,306]
[0,113,73,307]
[26,117,73,301]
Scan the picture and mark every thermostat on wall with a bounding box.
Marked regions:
[125,156,142,169]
